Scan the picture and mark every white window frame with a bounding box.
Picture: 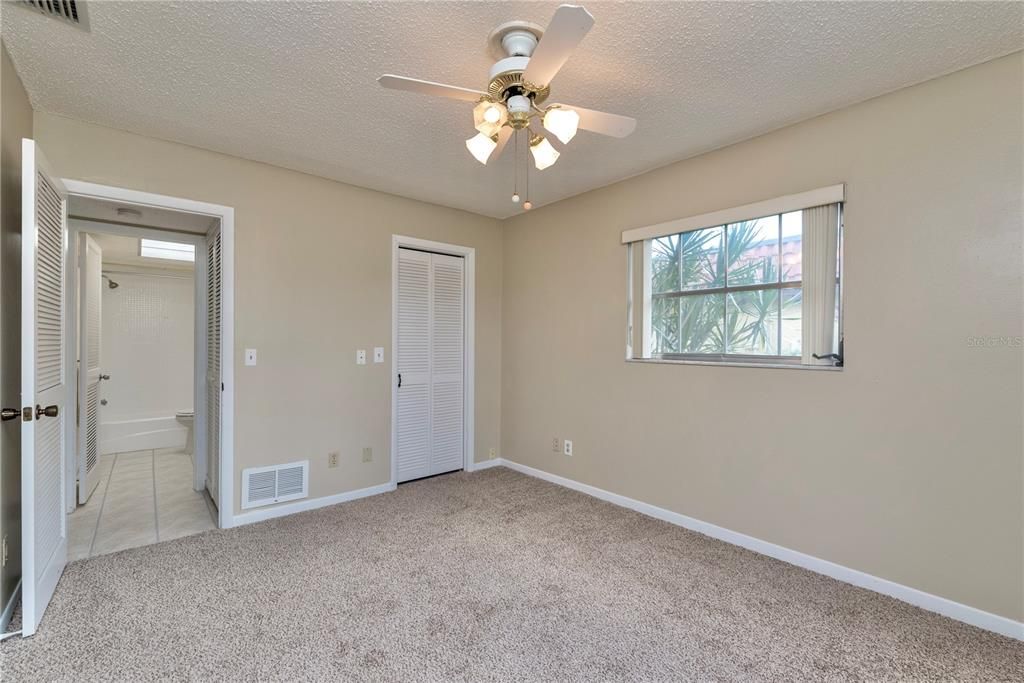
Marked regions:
[139,238,196,262]
[624,185,845,371]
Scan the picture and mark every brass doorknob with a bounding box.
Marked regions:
[35,404,59,419]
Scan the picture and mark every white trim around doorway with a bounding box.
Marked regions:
[60,180,235,529]
[390,235,475,486]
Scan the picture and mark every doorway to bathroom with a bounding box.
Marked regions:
[60,188,232,561]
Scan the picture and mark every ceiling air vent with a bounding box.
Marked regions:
[241,460,309,509]
[18,1,88,29]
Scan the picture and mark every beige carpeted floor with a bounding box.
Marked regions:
[2,467,1022,681]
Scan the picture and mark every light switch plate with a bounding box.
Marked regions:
[373,347,384,363]
[245,348,257,366]
[356,349,367,365]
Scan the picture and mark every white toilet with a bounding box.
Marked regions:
[176,410,195,455]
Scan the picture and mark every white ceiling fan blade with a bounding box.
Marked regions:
[492,126,514,158]
[522,5,594,87]
[377,75,486,102]
[558,103,637,138]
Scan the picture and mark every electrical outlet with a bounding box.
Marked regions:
[563,439,573,456]
[488,447,496,460]
[362,447,373,463]
[328,451,339,468]
[552,437,560,453]
[356,349,367,365]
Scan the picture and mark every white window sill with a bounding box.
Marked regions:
[625,357,843,371]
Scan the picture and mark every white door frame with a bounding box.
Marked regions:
[60,180,235,529]
[390,235,475,486]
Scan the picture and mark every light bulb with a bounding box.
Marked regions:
[529,135,560,170]
[473,99,507,136]
[512,193,520,203]
[465,133,497,165]
[543,106,580,145]
[523,201,533,211]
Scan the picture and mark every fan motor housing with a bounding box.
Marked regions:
[488,57,550,105]
[486,20,549,106]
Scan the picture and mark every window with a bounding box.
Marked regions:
[624,186,844,368]
[139,238,195,262]
[650,212,805,358]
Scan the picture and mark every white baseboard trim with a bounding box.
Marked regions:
[498,459,1024,641]
[0,580,21,636]
[230,481,397,527]
[466,458,503,472]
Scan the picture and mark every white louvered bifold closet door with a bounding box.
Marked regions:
[77,234,103,504]
[205,227,222,506]
[395,248,465,483]
[396,249,431,482]
[20,139,69,637]
[428,254,464,474]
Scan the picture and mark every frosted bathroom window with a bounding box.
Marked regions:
[140,239,195,262]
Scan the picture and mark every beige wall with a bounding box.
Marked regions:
[33,112,502,515]
[0,39,32,615]
[501,53,1023,621]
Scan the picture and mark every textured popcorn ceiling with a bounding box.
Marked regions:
[3,1,1021,219]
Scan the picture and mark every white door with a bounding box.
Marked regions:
[77,234,102,504]
[20,139,69,637]
[205,225,222,506]
[395,248,464,483]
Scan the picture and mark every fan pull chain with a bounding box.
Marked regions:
[512,130,520,204]
[523,139,532,210]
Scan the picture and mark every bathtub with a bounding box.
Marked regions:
[99,415,189,455]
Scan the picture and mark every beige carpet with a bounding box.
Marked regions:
[2,467,1021,681]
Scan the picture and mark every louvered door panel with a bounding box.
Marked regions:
[84,383,98,473]
[34,414,63,569]
[395,248,431,482]
[429,254,464,475]
[21,140,69,636]
[33,168,65,574]
[206,228,222,505]
[78,234,102,503]
[395,248,465,482]
[35,172,64,392]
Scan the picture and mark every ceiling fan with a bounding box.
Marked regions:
[378,4,636,209]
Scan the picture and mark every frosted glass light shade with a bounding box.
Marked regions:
[543,107,580,144]
[466,133,498,165]
[473,100,508,137]
[530,136,560,170]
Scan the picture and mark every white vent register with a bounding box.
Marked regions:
[241,460,309,509]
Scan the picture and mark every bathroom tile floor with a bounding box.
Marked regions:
[68,447,217,561]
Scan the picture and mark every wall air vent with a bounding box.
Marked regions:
[241,460,309,509]
[17,1,88,29]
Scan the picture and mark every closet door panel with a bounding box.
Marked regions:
[429,254,464,475]
[396,248,431,482]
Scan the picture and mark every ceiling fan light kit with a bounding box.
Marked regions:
[378,4,637,210]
